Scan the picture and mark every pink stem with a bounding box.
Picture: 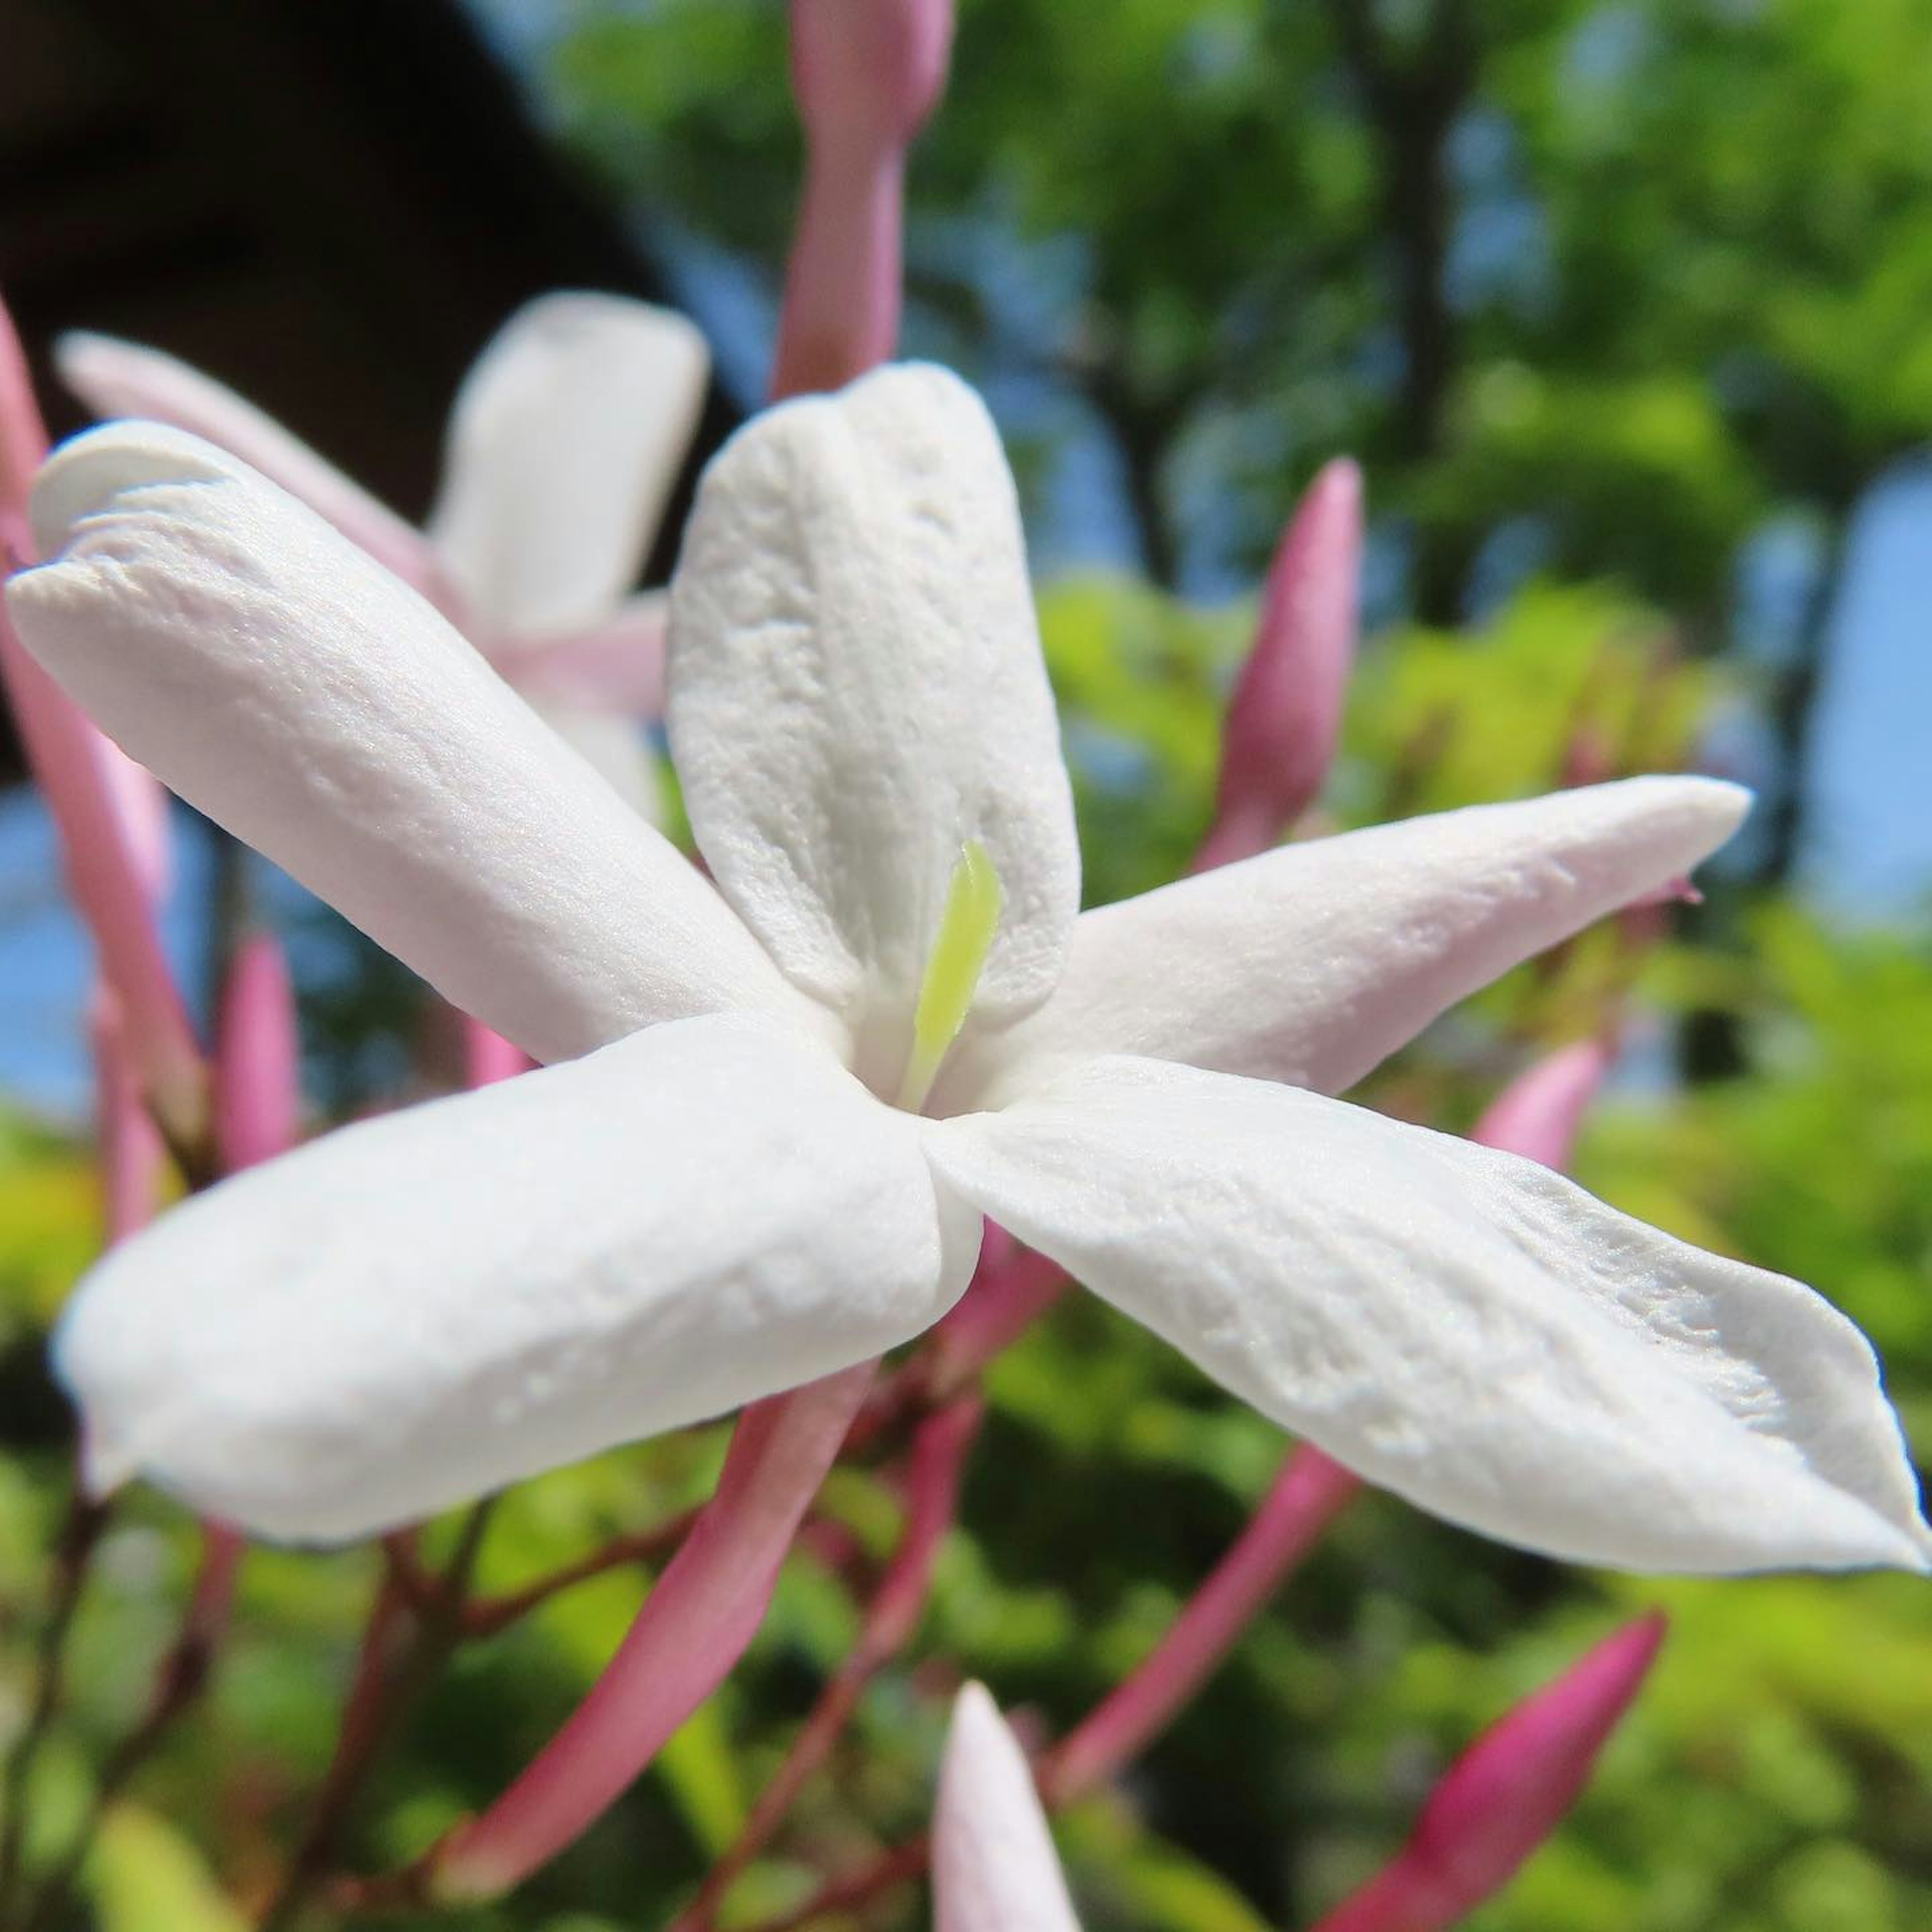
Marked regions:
[772,141,910,400]
[432,1364,876,1901]
[1,299,206,1153]
[215,932,299,1172]
[91,999,167,1245]
[1041,1444,1361,1803]
[680,1395,982,1928]
[1309,1615,1666,1932]
[928,1244,1070,1392]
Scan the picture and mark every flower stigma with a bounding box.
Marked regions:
[895,838,1002,1112]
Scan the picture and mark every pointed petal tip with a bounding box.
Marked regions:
[1635,771,1752,843]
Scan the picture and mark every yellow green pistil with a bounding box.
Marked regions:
[895,840,1003,1112]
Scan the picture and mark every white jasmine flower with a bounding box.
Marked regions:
[8,364,1926,1576]
[57,293,707,816]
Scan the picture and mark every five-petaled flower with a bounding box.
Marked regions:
[7,363,1928,1575]
[56,293,707,817]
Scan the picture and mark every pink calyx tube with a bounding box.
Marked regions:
[1310,1615,1666,1932]
[1042,1443,1361,1803]
[1195,457,1364,871]
[1,295,206,1153]
[215,932,300,1173]
[1470,1036,1612,1169]
[772,0,954,398]
[433,1364,875,1900]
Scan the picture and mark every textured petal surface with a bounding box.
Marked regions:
[428,293,709,636]
[947,778,1748,1107]
[10,425,823,1065]
[55,331,433,592]
[58,1016,980,1542]
[935,1685,1081,1932]
[532,701,666,825]
[669,363,1080,1090]
[924,1058,1931,1574]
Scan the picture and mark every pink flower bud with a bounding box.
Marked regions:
[773,1,956,398]
[215,933,299,1173]
[1197,458,1363,870]
[789,0,953,148]
[1470,1037,1613,1172]
[1311,1614,1665,1932]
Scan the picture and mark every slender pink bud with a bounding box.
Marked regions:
[1,294,206,1152]
[1042,1443,1359,1803]
[1311,1615,1666,1932]
[772,0,954,398]
[1196,458,1363,871]
[214,933,299,1173]
[433,1365,874,1899]
[1469,1038,1613,1172]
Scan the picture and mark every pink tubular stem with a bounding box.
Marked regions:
[1309,1615,1666,1932]
[927,1243,1070,1393]
[1,299,207,1154]
[1041,1444,1361,1803]
[215,932,299,1172]
[772,141,910,400]
[678,1394,983,1929]
[91,1000,166,1245]
[432,1365,876,1901]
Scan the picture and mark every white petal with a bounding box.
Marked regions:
[934,1685,1082,1932]
[427,293,710,635]
[59,1015,980,1543]
[9,424,826,1066]
[532,701,666,825]
[668,363,1080,1086]
[923,1058,1931,1575]
[54,331,434,593]
[945,778,1748,1108]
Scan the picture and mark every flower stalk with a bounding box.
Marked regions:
[0,295,208,1159]
[429,1365,875,1901]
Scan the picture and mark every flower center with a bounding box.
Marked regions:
[895,840,1002,1112]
